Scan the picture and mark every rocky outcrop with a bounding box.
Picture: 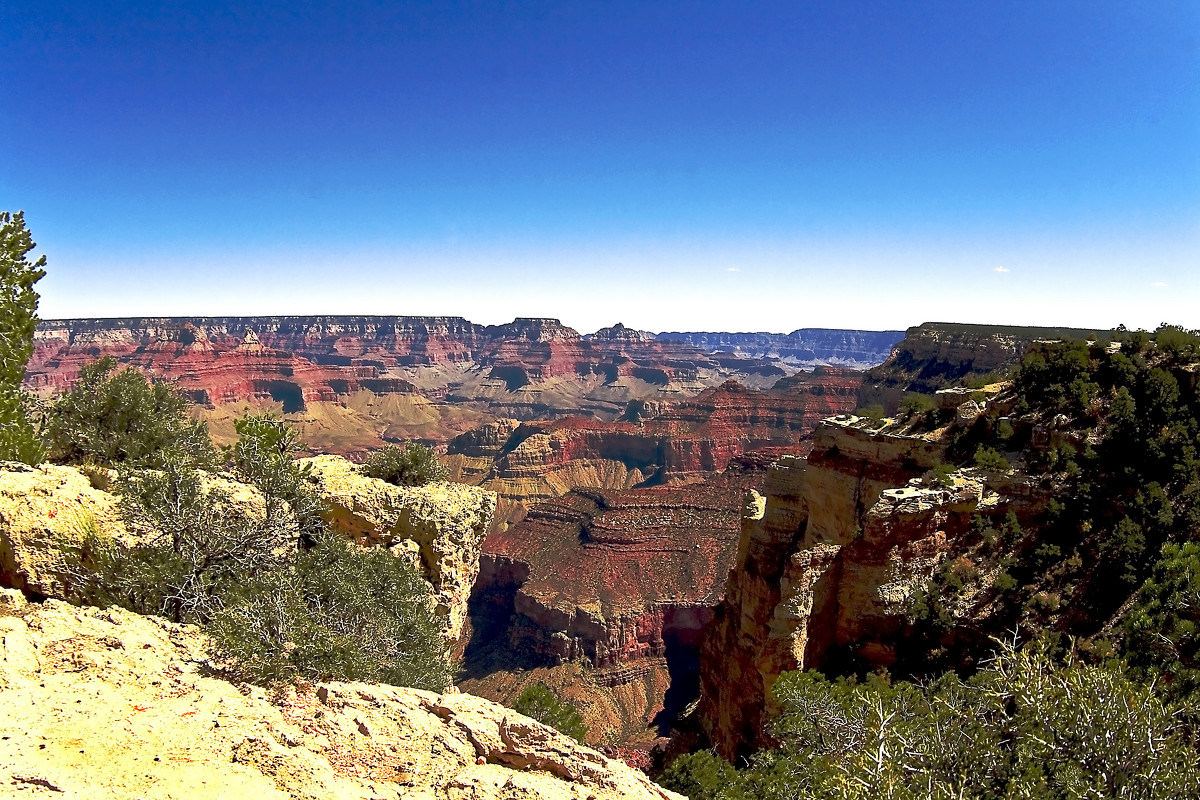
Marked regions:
[858,322,1111,411]
[302,456,496,640]
[0,463,264,601]
[0,597,681,800]
[697,415,989,758]
[657,329,904,370]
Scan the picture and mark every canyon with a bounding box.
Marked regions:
[28,316,887,457]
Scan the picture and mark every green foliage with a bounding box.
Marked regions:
[228,413,326,542]
[362,442,448,486]
[512,682,587,742]
[853,404,885,424]
[209,533,451,691]
[1124,541,1200,703]
[0,211,47,464]
[672,644,1200,800]
[898,393,935,418]
[75,452,290,623]
[925,462,956,488]
[659,750,741,800]
[68,413,451,691]
[972,446,1009,475]
[46,357,219,470]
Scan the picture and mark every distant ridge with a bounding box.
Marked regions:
[655,328,905,370]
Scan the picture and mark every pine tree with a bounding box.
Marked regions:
[0,211,47,464]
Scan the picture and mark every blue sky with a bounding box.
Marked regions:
[2,1,1197,333]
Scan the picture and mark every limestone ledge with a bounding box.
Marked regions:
[302,455,496,640]
[0,596,681,800]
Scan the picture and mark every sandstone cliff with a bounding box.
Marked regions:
[697,409,1033,758]
[302,455,496,640]
[0,596,681,800]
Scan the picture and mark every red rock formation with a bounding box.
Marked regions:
[468,471,757,675]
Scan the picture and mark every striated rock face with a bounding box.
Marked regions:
[450,372,862,531]
[0,463,264,601]
[657,329,904,370]
[858,321,1111,411]
[462,470,757,746]
[697,416,988,758]
[0,598,681,800]
[302,456,496,640]
[29,317,884,456]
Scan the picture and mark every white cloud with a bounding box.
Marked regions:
[727,267,741,272]
[1151,281,1167,288]
[993,265,1010,273]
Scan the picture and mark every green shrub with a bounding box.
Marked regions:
[362,442,448,486]
[898,393,935,418]
[680,644,1200,799]
[658,750,741,800]
[209,533,451,691]
[925,462,956,488]
[228,413,326,542]
[45,356,219,470]
[853,404,886,424]
[68,413,451,691]
[74,452,291,623]
[512,682,587,742]
[973,446,1009,475]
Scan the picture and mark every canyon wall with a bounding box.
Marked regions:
[696,412,1004,758]
[448,371,862,531]
[657,328,904,370]
[858,321,1110,411]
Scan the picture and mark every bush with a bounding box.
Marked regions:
[74,452,292,623]
[679,643,1200,800]
[68,413,451,691]
[512,682,587,742]
[209,533,451,691]
[973,446,1009,475]
[898,393,935,418]
[362,442,448,486]
[45,356,219,470]
[228,413,326,542]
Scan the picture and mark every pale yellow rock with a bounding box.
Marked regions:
[0,602,682,800]
[302,455,497,640]
[0,463,267,601]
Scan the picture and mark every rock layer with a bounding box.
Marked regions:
[0,598,681,800]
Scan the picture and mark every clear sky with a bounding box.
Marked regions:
[2,1,1197,334]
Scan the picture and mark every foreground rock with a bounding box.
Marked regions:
[303,455,497,640]
[0,596,682,800]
